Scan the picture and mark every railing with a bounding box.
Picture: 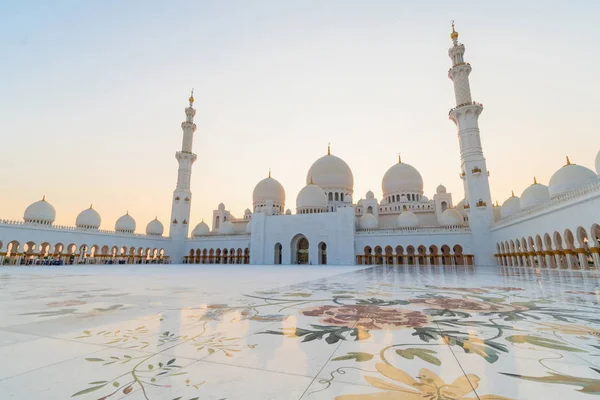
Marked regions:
[449,101,483,115]
[492,180,600,229]
[357,226,470,235]
[0,219,169,239]
[189,232,250,239]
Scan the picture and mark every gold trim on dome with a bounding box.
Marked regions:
[189,88,194,104]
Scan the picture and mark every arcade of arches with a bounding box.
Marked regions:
[357,244,473,266]
[184,248,250,264]
[495,224,600,269]
[0,241,168,265]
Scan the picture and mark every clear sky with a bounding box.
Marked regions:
[1,1,599,232]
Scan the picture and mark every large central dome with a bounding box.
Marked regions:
[382,160,424,196]
[306,152,354,191]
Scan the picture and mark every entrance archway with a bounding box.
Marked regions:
[318,242,327,265]
[291,235,309,264]
[274,243,282,265]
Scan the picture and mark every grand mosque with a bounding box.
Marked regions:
[1,25,599,268]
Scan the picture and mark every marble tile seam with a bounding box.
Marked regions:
[297,319,360,400]
[0,346,106,383]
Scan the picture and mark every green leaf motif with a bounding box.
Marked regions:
[395,348,441,366]
[501,369,600,394]
[84,358,104,362]
[112,381,119,387]
[71,384,106,397]
[332,352,374,362]
[506,335,585,352]
[167,358,176,365]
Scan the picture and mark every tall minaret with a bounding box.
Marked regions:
[447,23,494,265]
[169,91,198,262]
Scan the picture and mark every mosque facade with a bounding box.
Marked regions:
[1,25,599,268]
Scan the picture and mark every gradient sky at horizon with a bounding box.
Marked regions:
[1,1,599,232]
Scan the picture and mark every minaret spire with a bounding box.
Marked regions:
[170,91,198,261]
[447,23,494,265]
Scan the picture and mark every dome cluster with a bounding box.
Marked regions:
[499,153,600,220]
[22,198,166,235]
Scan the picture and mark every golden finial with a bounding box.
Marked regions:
[533,176,537,184]
[155,216,158,220]
[511,190,515,197]
[268,168,271,178]
[90,203,93,209]
[566,156,571,166]
[189,88,194,105]
[310,176,314,185]
[327,142,331,155]
[398,153,402,163]
[496,200,499,206]
[450,20,459,41]
[126,210,129,215]
[42,195,46,201]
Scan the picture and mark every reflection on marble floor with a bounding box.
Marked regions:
[1,265,600,399]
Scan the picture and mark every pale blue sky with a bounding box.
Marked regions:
[1,1,599,231]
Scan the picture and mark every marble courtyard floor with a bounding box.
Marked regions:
[2,265,600,399]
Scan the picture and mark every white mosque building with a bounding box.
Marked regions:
[1,25,599,268]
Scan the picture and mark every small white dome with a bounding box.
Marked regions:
[245,220,252,233]
[218,203,225,211]
[397,211,419,228]
[296,183,328,211]
[440,209,464,226]
[520,181,550,209]
[436,184,447,194]
[595,149,600,175]
[253,176,286,206]
[358,213,378,229]
[420,195,429,202]
[549,158,598,199]
[244,208,252,215]
[366,190,374,200]
[75,206,101,229]
[382,161,424,196]
[24,197,56,225]
[501,194,521,219]
[219,221,235,234]
[192,220,210,237]
[456,199,468,217]
[306,153,354,191]
[145,218,164,236]
[285,209,292,215]
[115,212,136,233]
